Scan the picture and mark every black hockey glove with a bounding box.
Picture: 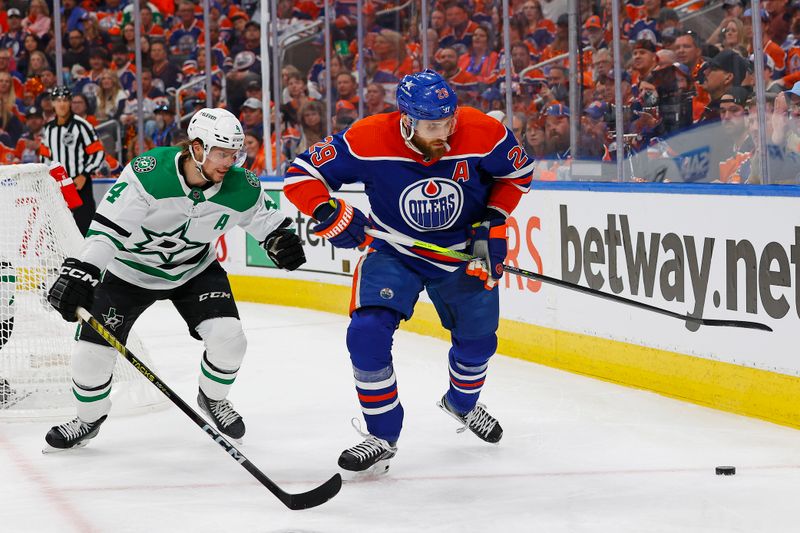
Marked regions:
[262,218,306,271]
[47,258,101,322]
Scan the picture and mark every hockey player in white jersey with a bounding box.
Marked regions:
[44,108,305,451]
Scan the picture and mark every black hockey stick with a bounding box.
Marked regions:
[76,307,342,510]
[365,229,772,332]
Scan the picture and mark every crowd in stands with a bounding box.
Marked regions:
[1,0,800,183]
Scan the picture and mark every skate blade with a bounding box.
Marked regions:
[341,459,391,483]
[41,440,90,454]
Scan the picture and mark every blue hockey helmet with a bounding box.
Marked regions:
[396,69,458,121]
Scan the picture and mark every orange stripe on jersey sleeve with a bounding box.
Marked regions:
[283,177,331,217]
[86,140,104,155]
[488,179,526,216]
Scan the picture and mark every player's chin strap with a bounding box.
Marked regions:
[189,143,213,183]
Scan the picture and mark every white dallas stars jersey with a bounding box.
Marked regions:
[85,146,285,289]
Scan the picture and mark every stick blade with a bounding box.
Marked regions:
[699,318,773,332]
[283,473,342,510]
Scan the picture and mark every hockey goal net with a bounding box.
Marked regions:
[0,164,167,419]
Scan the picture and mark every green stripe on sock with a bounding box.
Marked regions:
[73,387,111,403]
[201,365,236,385]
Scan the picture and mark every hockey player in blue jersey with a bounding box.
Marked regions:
[284,70,533,474]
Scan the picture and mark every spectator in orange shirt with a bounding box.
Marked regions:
[457,25,498,82]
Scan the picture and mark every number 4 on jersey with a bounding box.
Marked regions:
[106,182,129,204]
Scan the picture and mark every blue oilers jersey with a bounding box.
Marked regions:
[285,108,533,277]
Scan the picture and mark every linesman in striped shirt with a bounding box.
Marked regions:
[40,86,105,235]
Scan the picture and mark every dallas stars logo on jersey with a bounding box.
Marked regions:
[129,221,207,264]
[244,169,259,188]
[132,156,157,173]
[102,307,124,331]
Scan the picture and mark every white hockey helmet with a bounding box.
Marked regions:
[187,107,245,166]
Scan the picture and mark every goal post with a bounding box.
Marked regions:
[0,163,167,419]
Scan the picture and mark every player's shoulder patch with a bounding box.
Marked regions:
[132,155,157,173]
[244,169,260,188]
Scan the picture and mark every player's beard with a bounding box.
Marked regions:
[412,135,448,160]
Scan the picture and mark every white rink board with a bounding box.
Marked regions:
[218,185,800,377]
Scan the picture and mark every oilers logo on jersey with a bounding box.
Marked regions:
[400,178,462,231]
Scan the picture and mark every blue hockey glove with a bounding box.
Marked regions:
[467,213,508,290]
[312,198,372,249]
[263,218,306,271]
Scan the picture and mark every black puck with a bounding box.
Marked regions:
[715,466,736,475]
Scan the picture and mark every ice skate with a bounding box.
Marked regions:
[43,415,108,453]
[338,419,397,478]
[437,394,503,444]
[197,388,245,442]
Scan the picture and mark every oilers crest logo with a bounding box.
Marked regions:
[399,178,463,231]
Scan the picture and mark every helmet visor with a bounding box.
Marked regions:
[413,114,457,140]
[206,146,247,167]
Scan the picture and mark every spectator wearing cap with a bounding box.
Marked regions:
[520,1,556,50]
[111,45,137,94]
[225,52,260,111]
[22,0,52,39]
[152,103,178,147]
[457,25,499,83]
[17,105,45,163]
[718,86,751,159]
[632,39,659,85]
[583,15,606,52]
[544,103,571,159]
[721,0,745,19]
[62,0,89,33]
[231,21,262,58]
[439,2,480,50]
[240,97,264,138]
[168,0,204,56]
[698,49,750,123]
[0,8,24,57]
[539,13,569,64]
[364,82,396,117]
[436,46,479,106]
[595,69,633,108]
[245,80,262,102]
[149,41,183,91]
[579,101,610,159]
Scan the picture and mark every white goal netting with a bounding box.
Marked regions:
[0,164,167,420]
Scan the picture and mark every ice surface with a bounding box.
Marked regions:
[1,301,798,532]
